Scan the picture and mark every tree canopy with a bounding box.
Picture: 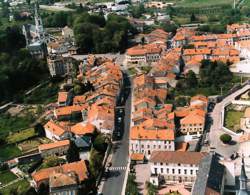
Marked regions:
[73,13,134,53]
[0,26,48,102]
[66,141,80,163]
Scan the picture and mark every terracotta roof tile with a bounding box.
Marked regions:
[38,140,70,151]
[150,151,207,165]
[71,122,95,136]
[130,125,175,141]
[44,120,66,136]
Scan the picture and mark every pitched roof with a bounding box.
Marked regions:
[32,160,88,184]
[38,140,70,151]
[44,120,66,136]
[150,151,207,165]
[130,126,175,141]
[58,92,68,103]
[130,153,145,161]
[55,105,87,117]
[126,44,162,56]
[50,172,78,188]
[70,122,95,136]
[180,109,206,124]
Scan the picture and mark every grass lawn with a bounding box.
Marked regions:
[173,0,234,7]
[0,114,34,135]
[23,81,60,104]
[0,171,17,185]
[18,139,41,153]
[0,145,22,161]
[7,128,37,144]
[128,67,137,75]
[224,109,244,131]
[0,179,30,195]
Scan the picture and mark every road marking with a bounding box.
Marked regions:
[109,166,127,171]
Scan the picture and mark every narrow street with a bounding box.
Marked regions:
[101,71,132,195]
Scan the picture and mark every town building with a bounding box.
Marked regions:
[38,140,70,157]
[57,91,73,107]
[47,55,74,77]
[149,151,208,187]
[237,158,249,195]
[126,44,162,66]
[22,5,48,58]
[130,125,175,159]
[192,154,225,195]
[44,120,71,141]
[32,160,89,191]
[49,172,79,195]
[54,105,87,121]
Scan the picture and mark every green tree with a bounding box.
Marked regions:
[66,141,80,163]
[130,4,145,18]
[125,174,139,195]
[34,123,45,137]
[23,187,37,195]
[93,134,107,153]
[37,182,49,195]
[220,133,232,144]
[73,84,82,95]
[190,13,196,22]
[89,147,104,177]
[40,156,66,168]
[146,181,157,195]
[186,70,198,88]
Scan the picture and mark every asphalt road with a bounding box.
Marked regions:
[209,83,250,158]
[101,71,132,195]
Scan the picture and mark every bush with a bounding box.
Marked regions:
[220,133,232,144]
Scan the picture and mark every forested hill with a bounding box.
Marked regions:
[0,26,48,103]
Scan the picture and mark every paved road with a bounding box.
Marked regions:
[209,83,250,158]
[101,71,132,195]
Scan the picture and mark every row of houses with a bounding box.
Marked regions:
[129,72,208,159]
[128,71,227,194]
[29,56,122,193]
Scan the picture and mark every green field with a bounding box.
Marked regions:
[0,171,17,185]
[0,114,33,135]
[7,128,37,144]
[224,109,244,131]
[0,179,30,195]
[173,0,234,7]
[0,145,22,161]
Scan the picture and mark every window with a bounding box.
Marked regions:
[158,145,161,149]
[153,145,156,149]
[141,144,144,148]
[184,169,187,174]
[160,162,163,165]
[154,168,158,174]
[178,169,181,174]
[147,145,150,149]
[172,169,175,174]
[166,168,169,173]
[191,170,193,175]
[161,168,163,173]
